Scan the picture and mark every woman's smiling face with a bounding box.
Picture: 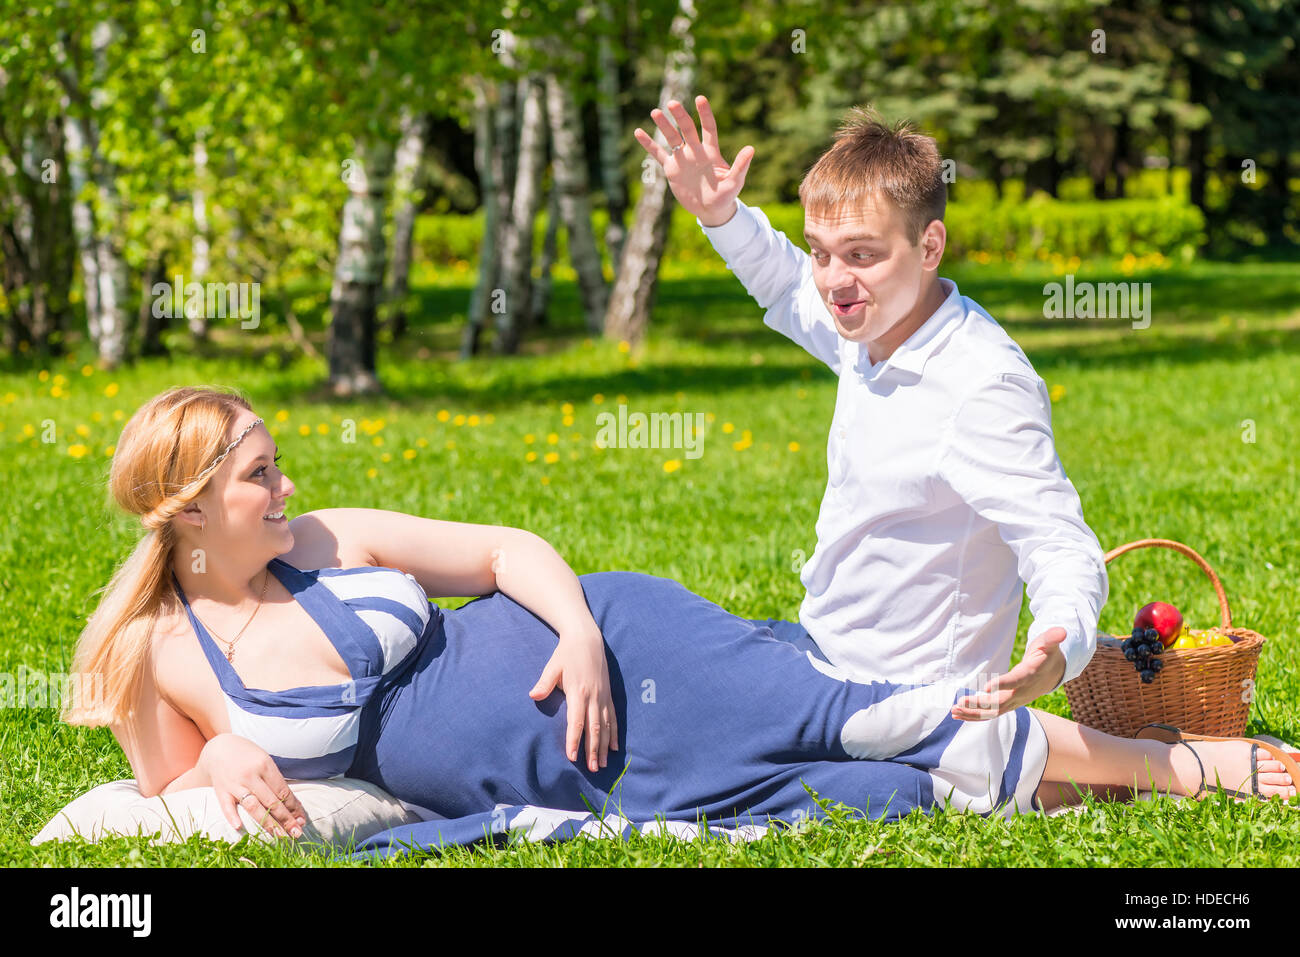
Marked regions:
[803,193,945,349]
[187,409,296,546]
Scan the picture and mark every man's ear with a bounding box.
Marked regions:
[919,219,946,270]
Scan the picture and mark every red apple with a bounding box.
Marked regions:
[1134,602,1184,647]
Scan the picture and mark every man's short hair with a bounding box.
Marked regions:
[798,106,947,245]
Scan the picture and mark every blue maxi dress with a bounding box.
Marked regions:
[170,559,1049,861]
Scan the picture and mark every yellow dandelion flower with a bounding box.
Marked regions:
[592,394,605,404]
[544,451,559,464]
[381,452,392,462]
[722,422,735,434]
[372,436,384,446]
[1049,384,1066,402]
[298,424,311,436]
[437,410,450,422]
[3,392,15,403]
[54,373,67,385]
[317,423,329,435]
[38,370,49,381]
[562,415,574,427]
[22,423,35,436]
[67,443,88,458]
[663,459,681,473]
[526,451,538,463]
[81,364,93,377]
[467,414,480,427]
[742,429,752,440]
[540,476,551,486]
[104,444,115,456]
[617,340,630,353]
[374,418,386,430]
[616,394,627,405]
[91,410,103,422]
[453,414,466,426]
[547,433,559,445]
[416,437,428,448]
[275,409,289,422]
[367,467,378,478]
[788,441,800,452]
[112,409,124,420]
[74,423,89,437]
[561,402,574,415]
[524,433,536,444]
[50,385,63,398]
[403,449,416,460]
[732,440,751,452]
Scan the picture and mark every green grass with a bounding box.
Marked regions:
[4,254,1300,867]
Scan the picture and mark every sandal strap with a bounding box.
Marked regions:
[1179,741,1207,800]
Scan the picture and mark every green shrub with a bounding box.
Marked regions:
[412,193,1205,271]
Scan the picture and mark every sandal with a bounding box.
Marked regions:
[1135,722,1300,800]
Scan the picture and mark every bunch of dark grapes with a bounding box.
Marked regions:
[1122,627,1165,683]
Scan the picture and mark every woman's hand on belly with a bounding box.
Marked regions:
[528,626,619,773]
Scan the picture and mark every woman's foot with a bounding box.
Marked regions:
[1168,739,1298,799]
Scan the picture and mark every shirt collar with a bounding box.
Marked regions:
[853,278,963,380]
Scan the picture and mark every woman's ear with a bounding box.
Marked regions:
[176,502,205,532]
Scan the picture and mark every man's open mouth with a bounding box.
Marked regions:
[833,300,866,317]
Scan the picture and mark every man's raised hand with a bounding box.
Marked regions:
[633,94,754,228]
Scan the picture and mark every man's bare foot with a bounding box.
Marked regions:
[1168,740,1298,799]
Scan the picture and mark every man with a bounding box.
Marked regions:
[635,95,1108,720]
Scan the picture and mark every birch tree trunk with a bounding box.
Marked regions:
[545,70,608,332]
[327,137,395,395]
[385,108,427,341]
[0,108,74,354]
[595,0,628,275]
[462,75,503,357]
[530,183,560,325]
[493,70,549,355]
[603,0,697,346]
[58,21,130,366]
[463,31,519,357]
[189,129,210,339]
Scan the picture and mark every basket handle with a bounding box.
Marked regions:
[1103,538,1233,629]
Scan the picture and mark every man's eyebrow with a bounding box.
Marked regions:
[804,229,879,244]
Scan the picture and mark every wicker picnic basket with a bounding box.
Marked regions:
[1063,538,1265,739]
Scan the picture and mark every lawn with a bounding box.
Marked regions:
[4,254,1300,867]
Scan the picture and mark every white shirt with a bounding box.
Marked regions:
[699,199,1109,689]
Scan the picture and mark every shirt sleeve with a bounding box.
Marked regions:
[936,372,1110,690]
[698,199,844,374]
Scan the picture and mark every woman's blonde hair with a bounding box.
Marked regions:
[61,386,256,727]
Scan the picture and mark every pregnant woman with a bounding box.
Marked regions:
[62,387,1300,860]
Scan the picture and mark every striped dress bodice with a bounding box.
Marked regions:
[170,557,436,779]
